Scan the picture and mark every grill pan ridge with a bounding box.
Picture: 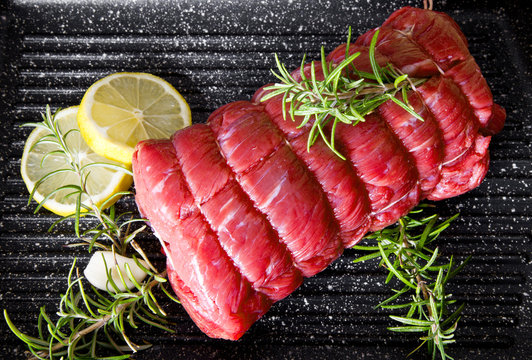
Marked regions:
[0,0,531,359]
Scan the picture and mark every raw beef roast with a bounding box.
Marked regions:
[132,7,506,340]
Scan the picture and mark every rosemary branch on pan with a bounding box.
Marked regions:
[354,206,470,360]
[261,29,426,160]
[4,107,178,359]
[4,258,176,360]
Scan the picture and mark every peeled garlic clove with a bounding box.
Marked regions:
[84,251,148,292]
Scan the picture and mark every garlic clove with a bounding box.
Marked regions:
[84,251,148,292]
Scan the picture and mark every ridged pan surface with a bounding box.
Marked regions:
[0,0,530,359]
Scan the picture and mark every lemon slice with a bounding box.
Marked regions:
[77,72,191,165]
[20,106,133,217]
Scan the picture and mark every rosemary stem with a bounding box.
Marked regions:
[87,199,122,251]
[130,240,158,273]
[417,275,433,317]
[31,303,128,360]
[399,222,433,318]
[56,116,121,250]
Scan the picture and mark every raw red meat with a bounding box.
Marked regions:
[253,90,372,246]
[172,125,303,300]
[133,139,273,340]
[132,6,506,340]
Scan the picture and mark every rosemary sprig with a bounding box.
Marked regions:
[5,107,179,359]
[5,257,174,360]
[22,105,140,253]
[261,29,426,160]
[354,206,471,359]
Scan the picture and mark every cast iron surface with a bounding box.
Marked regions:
[0,0,531,359]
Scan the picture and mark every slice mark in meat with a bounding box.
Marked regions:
[417,77,479,159]
[377,91,444,197]
[238,145,343,274]
[326,42,442,198]
[366,31,485,198]
[444,56,495,130]
[272,48,421,233]
[328,33,448,200]
[416,76,491,199]
[326,44,423,226]
[168,210,271,340]
[208,103,308,271]
[357,22,478,197]
[354,27,442,77]
[172,123,303,301]
[278,127,371,248]
[278,52,387,234]
[369,112,421,220]
[387,32,494,131]
[132,139,271,340]
[196,179,303,301]
[208,102,343,277]
[334,114,421,231]
[170,125,233,204]
[381,7,470,71]
[132,139,196,242]
[379,7,501,135]
[254,90,372,248]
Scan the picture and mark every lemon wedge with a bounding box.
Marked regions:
[77,72,191,165]
[20,106,133,217]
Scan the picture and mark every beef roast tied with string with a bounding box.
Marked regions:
[132,6,506,340]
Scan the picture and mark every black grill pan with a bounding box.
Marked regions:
[1,0,531,359]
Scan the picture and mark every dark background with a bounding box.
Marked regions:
[0,0,530,359]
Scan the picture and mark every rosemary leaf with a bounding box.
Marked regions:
[369,29,384,86]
